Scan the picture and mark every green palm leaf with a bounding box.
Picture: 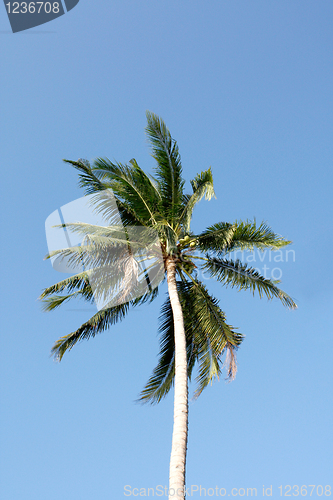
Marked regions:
[139,278,243,403]
[91,158,162,225]
[54,222,130,241]
[50,302,131,361]
[178,168,215,234]
[138,297,176,404]
[226,219,291,252]
[203,257,297,309]
[198,219,291,255]
[197,222,236,253]
[138,288,197,405]
[50,288,159,361]
[178,277,243,396]
[64,159,146,227]
[45,240,127,272]
[41,292,84,312]
[40,271,92,298]
[63,159,108,194]
[145,111,185,225]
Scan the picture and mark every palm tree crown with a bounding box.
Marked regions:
[41,111,296,404]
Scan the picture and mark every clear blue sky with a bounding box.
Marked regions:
[1,1,332,499]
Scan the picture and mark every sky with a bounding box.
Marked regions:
[1,1,332,499]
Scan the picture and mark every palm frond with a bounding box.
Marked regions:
[138,288,197,405]
[178,168,215,234]
[51,286,159,361]
[227,219,292,251]
[197,222,236,253]
[63,159,108,194]
[40,271,94,300]
[45,236,130,272]
[50,303,131,361]
[178,277,243,397]
[54,222,128,240]
[138,296,176,404]
[90,158,162,225]
[203,257,297,309]
[139,278,243,403]
[43,231,164,312]
[145,111,184,224]
[198,219,291,256]
[54,223,160,256]
[64,160,146,227]
[41,293,82,311]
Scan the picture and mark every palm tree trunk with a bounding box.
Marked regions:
[166,259,188,500]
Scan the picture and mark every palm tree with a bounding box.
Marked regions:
[40,112,296,500]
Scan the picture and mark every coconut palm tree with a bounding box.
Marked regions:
[40,111,296,500]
